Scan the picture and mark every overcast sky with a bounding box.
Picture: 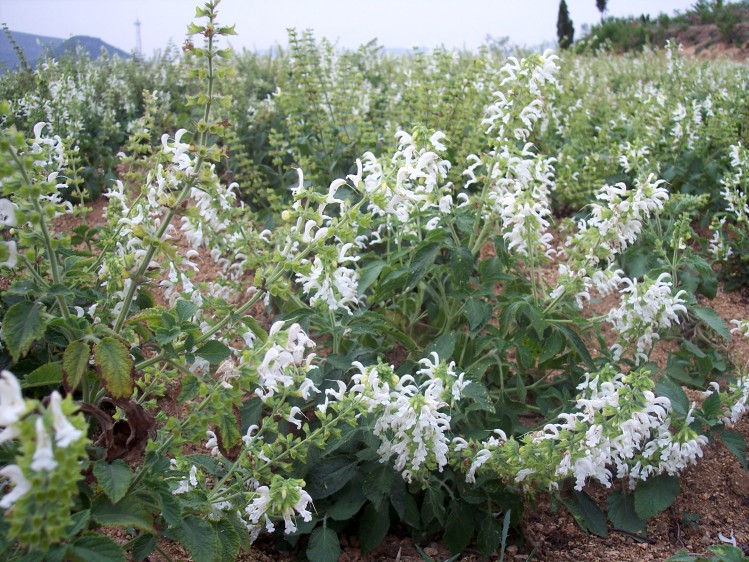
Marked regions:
[1,1,696,55]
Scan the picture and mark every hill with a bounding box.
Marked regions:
[0,30,129,71]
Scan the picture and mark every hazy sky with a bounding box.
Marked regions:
[1,1,696,54]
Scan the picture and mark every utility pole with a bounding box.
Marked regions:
[134,18,142,55]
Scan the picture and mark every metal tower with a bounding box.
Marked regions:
[134,18,142,54]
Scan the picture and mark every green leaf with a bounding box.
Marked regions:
[130,534,156,561]
[465,298,492,334]
[444,502,475,553]
[461,380,495,413]
[358,260,386,294]
[305,458,358,500]
[407,242,441,291]
[195,340,231,365]
[720,431,748,470]
[93,337,134,399]
[691,305,731,340]
[178,374,201,402]
[2,301,46,362]
[173,516,218,562]
[606,490,647,535]
[327,481,366,521]
[93,459,132,503]
[701,391,722,421]
[91,495,155,534]
[563,491,608,537]
[424,332,457,362]
[158,489,183,527]
[63,340,90,389]
[362,465,394,508]
[450,245,475,289]
[66,509,90,536]
[634,474,680,520]
[421,487,446,526]
[215,519,241,562]
[22,362,62,388]
[242,316,268,344]
[307,526,341,562]
[358,502,390,553]
[477,515,503,555]
[655,378,689,420]
[175,299,197,324]
[67,534,126,562]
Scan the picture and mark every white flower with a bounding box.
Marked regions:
[0,370,26,426]
[0,465,31,508]
[245,486,274,533]
[0,199,17,227]
[31,418,57,471]
[49,391,83,448]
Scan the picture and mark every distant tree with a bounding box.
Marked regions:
[557,0,575,49]
[596,0,608,23]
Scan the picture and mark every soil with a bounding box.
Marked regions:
[47,190,749,562]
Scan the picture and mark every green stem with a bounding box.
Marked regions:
[9,146,71,319]
[112,28,217,334]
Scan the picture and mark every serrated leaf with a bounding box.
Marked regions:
[606,490,647,535]
[158,489,183,526]
[195,340,231,365]
[691,305,731,340]
[93,459,132,503]
[178,374,201,402]
[2,301,46,362]
[67,534,126,562]
[93,337,134,399]
[124,307,168,328]
[63,340,90,389]
[634,474,680,520]
[22,362,62,388]
[91,495,155,533]
[359,502,390,554]
[175,299,197,324]
[444,502,475,553]
[720,431,748,470]
[173,516,218,562]
[307,526,341,562]
[215,519,241,562]
[130,534,156,561]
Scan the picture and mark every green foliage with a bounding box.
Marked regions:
[2,1,749,560]
[557,0,575,49]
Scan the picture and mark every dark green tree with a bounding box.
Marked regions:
[557,0,575,49]
[596,0,608,23]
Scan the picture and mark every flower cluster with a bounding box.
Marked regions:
[553,174,670,308]
[349,354,469,483]
[454,367,708,491]
[607,273,687,364]
[0,371,88,549]
[245,474,314,534]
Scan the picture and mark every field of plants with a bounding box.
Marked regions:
[3,1,749,561]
